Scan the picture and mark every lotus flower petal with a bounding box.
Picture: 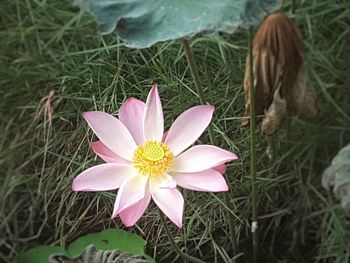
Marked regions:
[172,145,238,173]
[158,174,177,189]
[214,164,227,174]
[83,111,137,160]
[172,169,228,192]
[119,186,151,227]
[112,175,148,217]
[143,85,164,142]
[165,105,214,156]
[91,141,130,164]
[119,98,145,145]
[151,181,184,228]
[72,163,135,191]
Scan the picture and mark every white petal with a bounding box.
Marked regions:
[150,179,184,228]
[171,169,229,192]
[172,145,238,173]
[112,175,148,217]
[118,98,145,145]
[165,105,214,156]
[83,111,137,161]
[158,174,177,189]
[143,84,164,141]
[118,186,151,227]
[72,163,134,191]
[91,141,130,164]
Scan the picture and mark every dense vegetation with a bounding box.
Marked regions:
[1,0,349,262]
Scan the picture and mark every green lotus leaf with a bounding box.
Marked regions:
[16,245,65,263]
[322,144,350,213]
[17,229,153,262]
[67,229,146,258]
[75,0,280,48]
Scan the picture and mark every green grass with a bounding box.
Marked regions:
[1,0,350,262]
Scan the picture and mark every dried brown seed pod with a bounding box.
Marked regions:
[242,12,319,135]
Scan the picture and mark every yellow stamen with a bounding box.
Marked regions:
[133,141,173,178]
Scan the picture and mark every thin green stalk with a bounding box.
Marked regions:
[182,39,215,144]
[292,0,296,13]
[223,192,238,253]
[182,38,238,255]
[248,27,258,262]
[159,210,206,263]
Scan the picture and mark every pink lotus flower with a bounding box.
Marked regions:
[72,85,238,228]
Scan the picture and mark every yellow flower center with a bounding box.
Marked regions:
[133,141,174,178]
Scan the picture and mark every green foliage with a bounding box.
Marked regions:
[17,229,149,263]
[322,144,350,213]
[1,0,350,262]
[76,0,280,48]
[16,246,65,263]
[67,229,146,257]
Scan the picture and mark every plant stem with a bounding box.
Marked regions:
[223,192,238,254]
[182,39,215,144]
[248,26,258,263]
[159,210,206,263]
[182,38,238,255]
[291,0,296,13]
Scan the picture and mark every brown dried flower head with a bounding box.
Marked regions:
[242,12,319,135]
